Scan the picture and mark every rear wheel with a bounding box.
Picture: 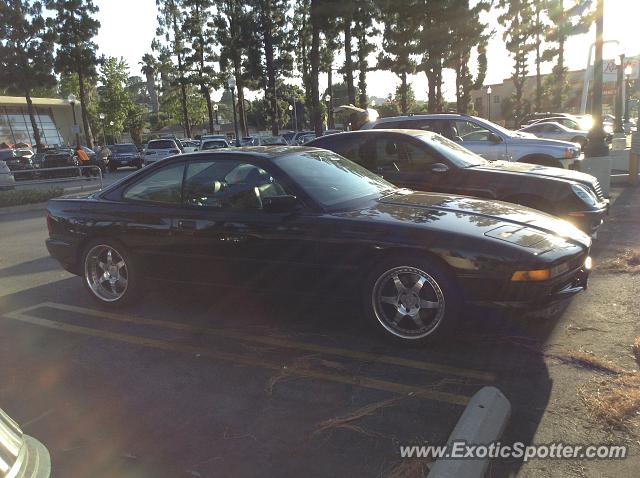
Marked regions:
[362,255,460,344]
[82,240,140,306]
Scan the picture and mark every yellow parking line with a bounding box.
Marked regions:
[34,302,495,381]
[3,308,470,406]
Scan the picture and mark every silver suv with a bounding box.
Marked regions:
[361,114,582,169]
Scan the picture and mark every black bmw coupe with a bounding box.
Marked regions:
[46,147,592,343]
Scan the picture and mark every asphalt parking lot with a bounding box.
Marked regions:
[1,183,639,477]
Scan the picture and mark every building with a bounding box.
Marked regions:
[472,55,639,126]
[0,96,83,148]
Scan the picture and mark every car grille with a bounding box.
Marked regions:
[592,180,604,200]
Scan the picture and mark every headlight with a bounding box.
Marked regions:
[571,183,597,207]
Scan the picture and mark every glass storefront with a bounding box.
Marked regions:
[0,106,65,147]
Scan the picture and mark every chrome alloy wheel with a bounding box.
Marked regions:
[372,266,445,339]
[84,245,129,302]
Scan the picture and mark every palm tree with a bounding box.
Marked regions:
[140,53,160,113]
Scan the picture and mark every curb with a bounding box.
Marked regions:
[427,386,511,478]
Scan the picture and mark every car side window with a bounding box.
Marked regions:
[183,160,289,210]
[374,137,409,173]
[323,135,374,168]
[450,120,492,142]
[374,119,441,133]
[402,141,437,170]
[123,162,185,204]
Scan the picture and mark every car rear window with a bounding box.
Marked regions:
[111,144,138,153]
[148,140,176,149]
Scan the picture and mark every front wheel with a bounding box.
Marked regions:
[82,240,140,306]
[362,256,460,344]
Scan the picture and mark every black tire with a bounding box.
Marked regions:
[81,238,141,307]
[361,254,461,345]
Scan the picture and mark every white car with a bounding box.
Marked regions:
[179,139,199,153]
[143,139,182,165]
[199,139,230,150]
[518,122,589,148]
[0,159,15,190]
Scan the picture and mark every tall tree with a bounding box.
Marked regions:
[418,0,452,112]
[376,0,418,115]
[309,0,325,134]
[292,0,313,118]
[182,0,218,133]
[353,0,379,109]
[543,0,593,110]
[445,0,490,113]
[156,0,191,137]
[250,0,293,135]
[336,3,356,105]
[0,0,56,150]
[47,0,101,148]
[532,0,545,111]
[214,0,252,137]
[498,0,535,122]
[140,52,160,114]
[98,57,132,142]
[320,17,340,128]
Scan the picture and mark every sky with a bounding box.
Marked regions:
[94,0,640,103]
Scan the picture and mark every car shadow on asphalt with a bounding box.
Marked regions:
[0,276,563,477]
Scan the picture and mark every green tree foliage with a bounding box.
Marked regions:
[0,0,56,150]
[376,0,418,115]
[140,52,160,114]
[98,57,133,142]
[249,0,294,135]
[543,0,594,110]
[353,0,379,108]
[498,0,536,122]
[445,0,490,113]
[292,0,313,111]
[182,0,219,132]
[156,0,192,137]
[46,0,101,148]
[335,2,356,105]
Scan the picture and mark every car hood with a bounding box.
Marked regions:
[473,160,598,186]
[342,191,591,253]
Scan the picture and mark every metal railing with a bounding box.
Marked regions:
[11,165,103,191]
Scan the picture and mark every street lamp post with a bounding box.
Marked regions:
[227,76,240,146]
[586,0,609,157]
[486,86,492,121]
[213,103,219,128]
[98,113,106,146]
[458,84,464,113]
[624,65,633,125]
[68,94,80,147]
[614,54,625,134]
[291,99,298,132]
[288,104,294,131]
[326,94,334,130]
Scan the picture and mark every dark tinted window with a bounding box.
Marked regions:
[110,144,138,153]
[201,140,228,150]
[183,160,289,210]
[123,162,185,204]
[148,140,177,149]
[373,137,436,173]
[313,134,373,166]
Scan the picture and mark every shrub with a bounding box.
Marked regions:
[0,187,65,208]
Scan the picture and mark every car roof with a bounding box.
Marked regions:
[179,146,317,160]
[373,113,474,122]
[311,129,436,139]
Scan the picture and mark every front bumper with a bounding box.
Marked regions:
[564,201,609,235]
[462,264,590,310]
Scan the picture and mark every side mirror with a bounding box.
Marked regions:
[430,163,450,174]
[263,195,299,213]
[488,133,502,144]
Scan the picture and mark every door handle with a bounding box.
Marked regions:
[178,219,197,230]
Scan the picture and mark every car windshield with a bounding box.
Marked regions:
[202,141,227,149]
[110,144,138,153]
[416,132,489,167]
[148,140,176,149]
[274,149,396,208]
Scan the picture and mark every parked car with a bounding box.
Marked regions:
[143,138,182,165]
[41,148,79,177]
[79,146,107,175]
[519,112,576,127]
[307,129,609,235]
[200,139,230,150]
[361,114,583,169]
[46,147,592,344]
[529,116,583,130]
[518,122,590,148]
[14,147,34,159]
[107,143,142,171]
[0,158,15,190]
[285,131,315,145]
[240,136,289,146]
[0,149,35,180]
[180,139,199,153]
